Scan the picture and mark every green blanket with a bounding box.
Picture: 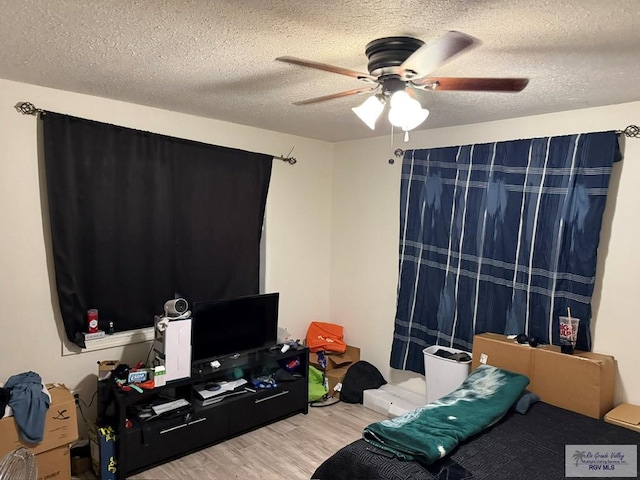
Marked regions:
[363,365,529,465]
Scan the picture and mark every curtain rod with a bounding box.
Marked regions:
[14,101,298,165]
[393,125,640,158]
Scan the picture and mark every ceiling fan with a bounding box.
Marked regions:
[276,31,529,136]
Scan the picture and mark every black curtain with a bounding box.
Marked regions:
[42,112,272,347]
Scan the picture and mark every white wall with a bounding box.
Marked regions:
[2,76,637,422]
[331,102,640,405]
[0,79,333,409]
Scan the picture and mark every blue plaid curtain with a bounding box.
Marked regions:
[391,131,621,374]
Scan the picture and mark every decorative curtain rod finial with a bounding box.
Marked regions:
[14,101,44,116]
[275,146,297,164]
[275,155,297,165]
[618,125,639,138]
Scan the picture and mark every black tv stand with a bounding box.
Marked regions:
[97,346,309,479]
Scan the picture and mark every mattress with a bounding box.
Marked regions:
[312,402,640,480]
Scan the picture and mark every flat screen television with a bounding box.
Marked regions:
[191,292,279,366]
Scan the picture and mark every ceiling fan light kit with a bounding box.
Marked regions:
[277,30,529,138]
[387,90,429,131]
[352,95,385,130]
[352,90,430,141]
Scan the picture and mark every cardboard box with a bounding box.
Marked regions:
[71,455,92,476]
[529,346,615,419]
[308,345,361,398]
[90,424,118,480]
[604,403,640,433]
[0,384,79,457]
[326,366,350,398]
[310,345,360,371]
[98,360,120,381]
[471,333,532,377]
[36,444,71,480]
[471,333,615,419]
[310,345,361,399]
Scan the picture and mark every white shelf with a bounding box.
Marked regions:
[61,327,154,356]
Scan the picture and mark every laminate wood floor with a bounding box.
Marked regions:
[73,401,387,480]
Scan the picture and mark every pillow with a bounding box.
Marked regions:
[512,390,541,414]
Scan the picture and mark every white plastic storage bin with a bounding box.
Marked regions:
[423,345,472,403]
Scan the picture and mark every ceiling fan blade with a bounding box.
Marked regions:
[414,77,529,92]
[276,56,376,82]
[292,87,378,106]
[400,31,478,79]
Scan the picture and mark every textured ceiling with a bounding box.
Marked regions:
[1,0,639,142]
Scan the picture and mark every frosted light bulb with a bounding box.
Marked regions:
[352,96,385,130]
[389,90,412,108]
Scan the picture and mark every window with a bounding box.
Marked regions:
[43,112,272,348]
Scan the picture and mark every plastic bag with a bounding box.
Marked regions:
[305,321,347,353]
[308,365,328,402]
